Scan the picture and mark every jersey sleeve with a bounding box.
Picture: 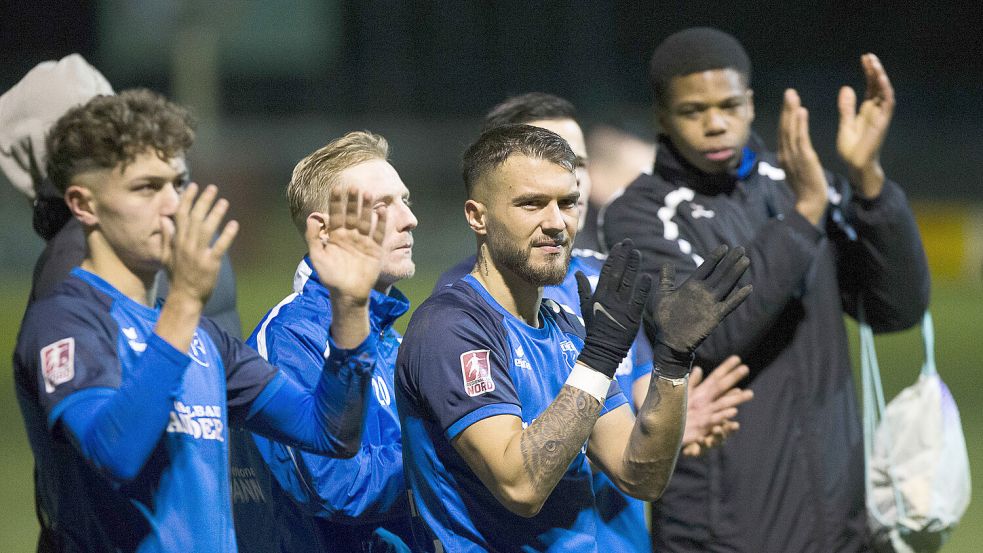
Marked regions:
[17,294,123,425]
[830,176,930,331]
[396,300,520,440]
[199,317,278,425]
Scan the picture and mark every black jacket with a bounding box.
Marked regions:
[602,135,930,553]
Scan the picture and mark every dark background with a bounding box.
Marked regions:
[3,1,981,273]
[1,3,982,551]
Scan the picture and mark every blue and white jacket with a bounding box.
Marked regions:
[237,257,432,552]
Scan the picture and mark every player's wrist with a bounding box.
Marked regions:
[848,161,885,199]
[566,362,612,403]
[652,342,695,379]
[577,337,627,379]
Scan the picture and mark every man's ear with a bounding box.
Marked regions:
[65,184,97,227]
[306,211,329,241]
[464,199,487,236]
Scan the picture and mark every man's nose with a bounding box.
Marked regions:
[161,183,181,215]
[704,108,727,135]
[395,200,418,232]
[541,202,566,234]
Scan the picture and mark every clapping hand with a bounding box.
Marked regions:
[162,183,239,306]
[778,89,829,226]
[681,356,754,456]
[837,53,895,198]
[644,245,751,378]
[575,240,652,379]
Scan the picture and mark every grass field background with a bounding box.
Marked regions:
[1,267,980,551]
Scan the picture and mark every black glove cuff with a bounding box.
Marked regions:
[653,343,695,379]
[577,340,625,379]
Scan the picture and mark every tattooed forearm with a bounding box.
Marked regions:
[519,385,602,496]
[620,374,686,498]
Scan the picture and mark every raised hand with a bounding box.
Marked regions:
[306,185,388,305]
[777,89,829,226]
[644,245,752,378]
[836,53,895,198]
[681,356,754,456]
[306,185,387,349]
[162,182,239,306]
[575,239,652,378]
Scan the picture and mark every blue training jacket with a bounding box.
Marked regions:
[237,257,433,552]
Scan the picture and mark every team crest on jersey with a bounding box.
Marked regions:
[189,332,210,367]
[461,349,495,397]
[40,337,75,393]
[560,340,578,370]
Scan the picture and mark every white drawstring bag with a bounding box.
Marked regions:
[861,309,971,553]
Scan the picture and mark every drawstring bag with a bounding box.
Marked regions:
[861,309,971,553]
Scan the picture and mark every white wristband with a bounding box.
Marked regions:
[565,362,612,403]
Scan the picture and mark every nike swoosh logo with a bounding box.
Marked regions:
[592,303,627,330]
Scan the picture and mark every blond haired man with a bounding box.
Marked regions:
[236,131,432,552]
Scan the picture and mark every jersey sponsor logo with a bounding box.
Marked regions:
[40,337,75,393]
[166,401,225,441]
[372,375,392,405]
[461,349,495,397]
[189,332,210,367]
[122,327,147,352]
[231,466,267,504]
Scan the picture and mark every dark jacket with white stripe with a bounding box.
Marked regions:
[601,134,930,553]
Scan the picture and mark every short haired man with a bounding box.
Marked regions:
[603,27,930,552]
[435,92,752,551]
[396,124,751,551]
[14,90,387,552]
[238,131,435,551]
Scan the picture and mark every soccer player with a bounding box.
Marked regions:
[13,90,388,552]
[602,28,930,552]
[238,131,434,552]
[435,93,753,551]
[395,123,751,551]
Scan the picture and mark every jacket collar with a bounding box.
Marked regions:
[293,257,410,330]
[654,132,763,195]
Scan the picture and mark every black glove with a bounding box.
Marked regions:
[576,239,652,378]
[644,245,752,378]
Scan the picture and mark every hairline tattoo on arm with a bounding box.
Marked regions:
[519,385,602,491]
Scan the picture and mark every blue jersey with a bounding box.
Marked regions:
[396,275,629,552]
[13,268,277,553]
[436,251,654,552]
[240,258,432,552]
